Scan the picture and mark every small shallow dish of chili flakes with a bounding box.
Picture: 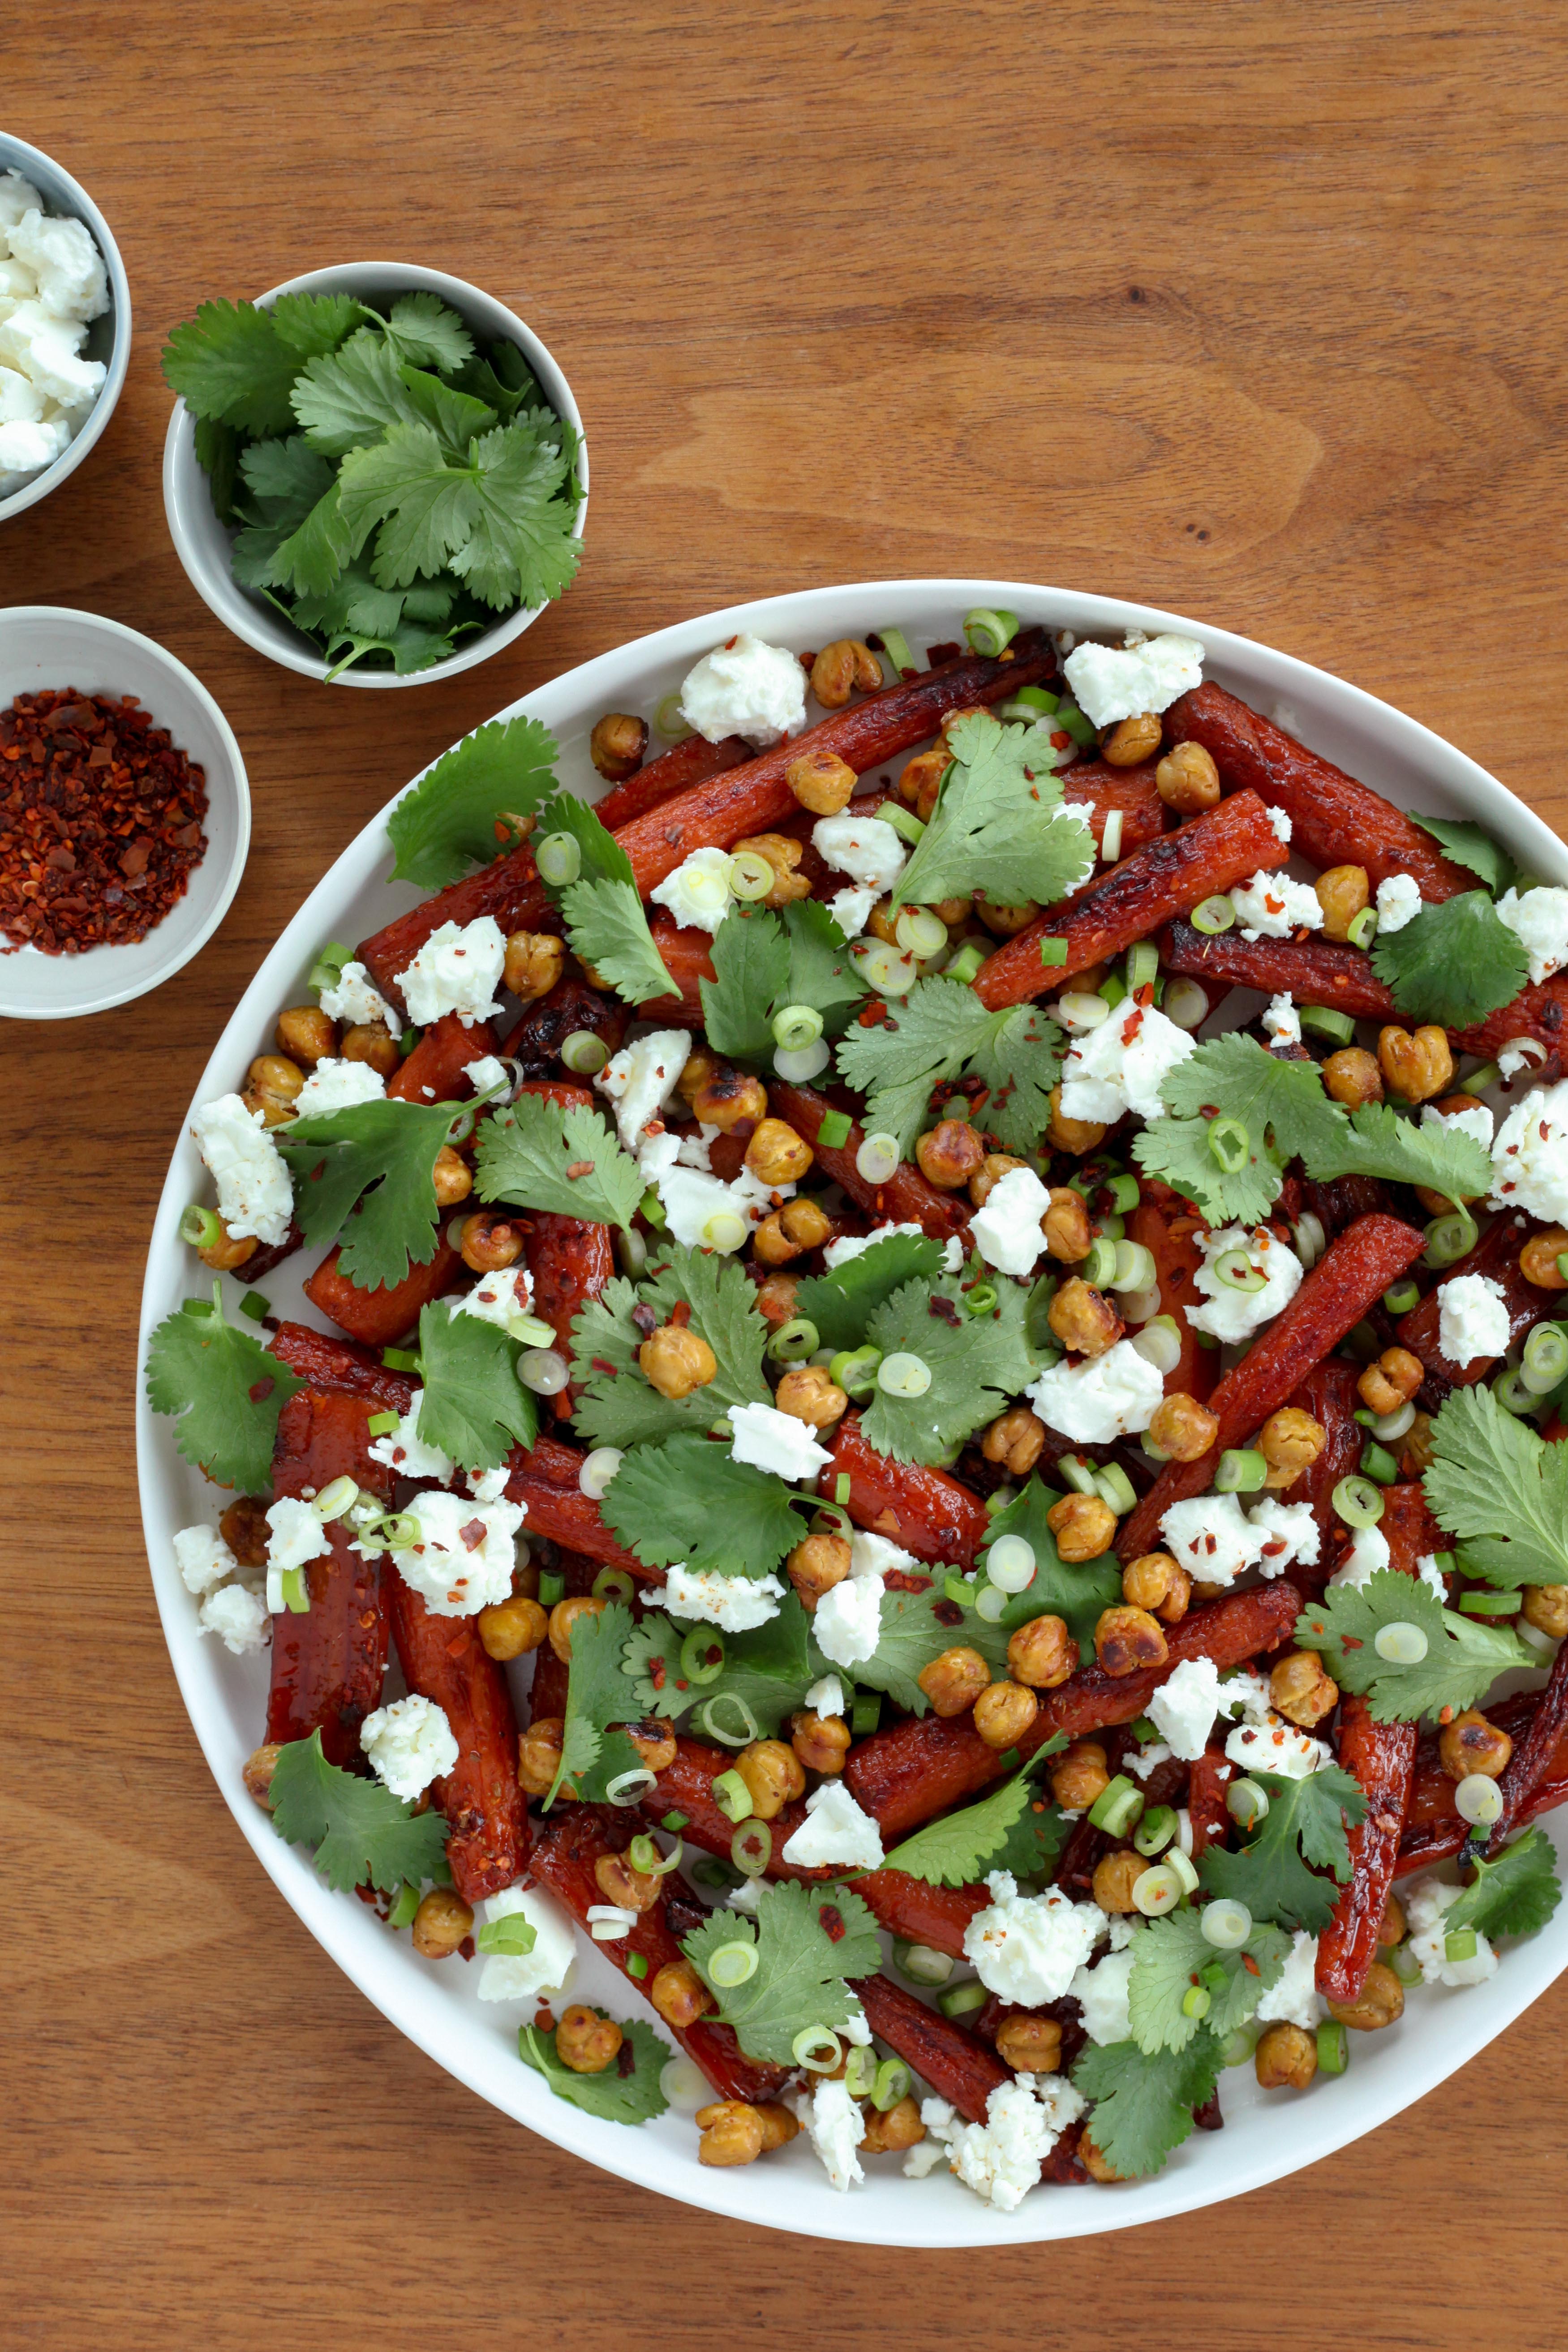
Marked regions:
[0,605,249,1020]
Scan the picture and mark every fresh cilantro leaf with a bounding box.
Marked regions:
[233,456,353,600]
[1125,1910,1291,2055]
[414,1301,538,1472]
[1199,1765,1368,1933]
[269,289,365,361]
[1444,1826,1562,1941]
[446,418,582,611]
[144,1286,305,1490]
[316,618,460,680]
[1422,1384,1568,1588]
[386,713,559,887]
[161,298,302,434]
[982,1786,1072,1882]
[853,1580,1012,1714]
[396,362,498,455]
[1133,1113,1282,1223]
[1135,1034,1341,1220]
[551,1600,646,1804]
[1071,2037,1222,2180]
[1293,1569,1532,1721]
[193,415,240,520]
[1410,814,1518,898]
[878,1747,1066,1888]
[270,1729,450,1893]
[794,1233,946,1353]
[682,1883,882,2064]
[284,556,453,645]
[623,1598,816,1736]
[978,1476,1122,1652]
[836,975,1061,1156]
[535,790,636,887]
[600,1434,806,1578]
[1372,890,1529,1028]
[700,906,791,1062]
[236,432,335,515]
[965,1002,1065,1155]
[449,347,539,421]
[569,1247,771,1448]
[1306,1099,1493,1203]
[891,711,1095,914]
[277,1096,459,1291]
[519,2016,670,2124]
[475,1094,644,1232]
[779,900,868,1025]
[337,419,477,586]
[558,878,677,1006]
[379,289,475,374]
[861,1272,1041,1465]
[290,327,421,457]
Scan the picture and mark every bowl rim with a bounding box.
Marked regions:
[0,603,250,1019]
[160,258,588,690]
[0,133,133,527]
[136,576,1568,2240]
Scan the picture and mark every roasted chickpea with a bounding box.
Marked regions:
[1322,1047,1384,1109]
[1046,1082,1107,1155]
[197,1218,259,1271]
[412,1888,473,1959]
[504,930,565,1003]
[774,1364,848,1429]
[745,1117,814,1187]
[982,1406,1046,1478]
[995,2015,1063,2073]
[1326,1961,1404,2032]
[1007,1614,1078,1690]
[432,1144,473,1206]
[786,1531,851,1609]
[915,1118,987,1189]
[790,1709,852,1775]
[1379,1892,1407,1946]
[518,1717,565,1797]
[786,747,858,814]
[755,1272,801,1325]
[1399,1410,1437,1477]
[1047,1492,1117,1562]
[917,1644,992,1717]
[1258,1405,1327,1487]
[1155,740,1220,812]
[625,1718,679,1774]
[1148,1392,1220,1463]
[1079,2129,1130,2183]
[478,1594,548,1661]
[1439,1707,1513,1781]
[556,2003,623,2073]
[861,2097,925,2155]
[548,1593,606,1664]
[594,1850,662,1911]
[752,1197,833,1267]
[276,1004,336,1066]
[651,1960,714,2030]
[1095,1605,1169,1678]
[976,896,1039,936]
[1048,1276,1123,1359]
[460,1209,524,1273]
[1092,1850,1151,1914]
[1523,1582,1568,1639]
[1255,2021,1318,2089]
[688,1059,769,1131]
[243,1743,283,1808]
[220,1496,271,1570]
[1100,712,1162,767]
[639,1322,718,1399]
[1315,864,1371,943]
[897,746,951,821]
[811,638,881,707]
[969,1151,1028,1211]
[245,1052,305,1124]
[589,712,648,782]
[1357,1346,1424,1416]
[696,2100,767,2167]
[1269,1649,1340,1729]
[1378,1024,1454,1104]
[973,1680,1040,1750]
[1521,1228,1568,1290]
[1050,1738,1110,1810]
[1041,1186,1093,1263]
[341,1021,400,1077]
[735,1739,807,1820]
[1121,1552,1191,1625]
[732,831,812,907]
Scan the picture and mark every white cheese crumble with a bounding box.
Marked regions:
[805,1673,846,1718]
[393,915,506,1027]
[476,1884,578,2003]
[1437,1271,1510,1367]
[648,1563,785,1631]
[197,1583,271,1655]
[1062,633,1204,728]
[368,1389,458,1484]
[1127,1739,1173,1781]
[595,1028,687,1151]
[1490,1081,1568,1224]
[1422,1100,1494,1151]
[467,1464,510,1504]
[1403,1875,1500,1988]
[0,172,109,496]
[1160,1491,1320,1589]
[812,1574,885,1672]
[823,1221,964,1274]
[452,1262,535,1331]
[1224,1717,1331,1779]
[1028,1338,1164,1443]
[1267,806,1293,845]
[728,1400,833,1481]
[391,1489,526,1615]
[649,843,738,935]
[921,2074,1086,2211]
[1216,1667,1276,1726]
[293,1056,387,1116]
[780,1780,886,1869]
[1146,1655,1223,1760]
[1415,1552,1449,1599]
[190,1092,294,1247]
[970,1163,1051,1276]
[462,1054,510,1098]
[174,1524,238,1596]
[1375,873,1422,935]
[1262,992,1301,1048]
[1329,1522,1391,1589]
[1184,1223,1304,1344]
[1069,1946,1134,2046]
[964,1871,1104,2005]
[360,1693,459,1799]
[1058,997,1197,1123]
[826,884,879,939]
[812,811,908,896]
[1231,869,1325,941]
[679,631,808,747]
[317,958,394,1029]
[1254,1930,1324,2029]
[1496,884,1568,986]
[796,2076,867,2193]
[644,1156,783,1251]
[265,1495,333,1575]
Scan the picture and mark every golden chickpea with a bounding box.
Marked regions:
[1155,740,1220,812]
[556,2003,624,2073]
[460,1209,524,1273]
[811,639,882,708]
[753,1197,833,1267]
[755,1273,801,1326]
[1093,1850,1151,1914]
[696,2101,767,2167]
[1095,1605,1169,1677]
[790,1709,852,1775]
[432,1145,473,1206]
[1046,1082,1108,1155]
[1326,1961,1404,2032]
[1322,1047,1384,1109]
[341,1021,401,1077]
[1147,1392,1220,1463]
[220,1496,271,1570]
[594,1850,663,1911]
[246,1052,305,1123]
[197,1219,259,1271]
[995,2014,1063,2073]
[1379,1892,1407,1946]
[1047,1492,1118,1562]
[688,1060,769,1131]
[243,1743,283,1808]
[1399,1410,1437,1477]
[1050,1738,1110,1810]
[774,1364,848,1429]
[1439,1708,1513,1781]
[1258,1405,1327,1487]
[276,1004,336,1066]
[625,1718,678,1773]
[412,1888,473,1959]
[1357,1346,1424,1416]
[676,1047,719,1109]
[1521,1228,1568,1290]
[1523,1583,1568,1639]
[745,1117,814,1187]
[1048,1276,1123,1359]
[915,1119,987,1190]
[976,896,1040,936]
[756,2101,803,2153]
[786,1531,851,1609]
[969,1151,1028,1210]
[518,1717,565,1797]
[639,1322,718,1399]
[651,1960,715,2030]
[973,1679,1040,1750]
[1255,2021,1318,2089]
[786,747,858,814]
[861,2096,926,2155]
[548,1593,606,1664]
[478,1594,548,1661]
[736,1739,807,1820]
[1121,1552,1191,1625]
[1079,2130,1130,2184]
[898,745,951,821]
[1007,1614,1078,1689]
[1269,1649,1340,1729]
[982,1406,1047,1478]
[1041,1186,1094,1263]
[1101,712,1162,767]
[731,831,812,907]
[1378,1024,1454,1105]
[504,930,565,1004]
[917,1645,992,1717]
[1315,864,1371,943]
[589,712,649,782]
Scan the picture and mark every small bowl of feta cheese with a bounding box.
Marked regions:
[0,136,131,524]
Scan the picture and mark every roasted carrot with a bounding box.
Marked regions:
[1316,1703,1418,2002]
[590,730,751,833]
[1452,975,1568,1065]
[501,974,627,1072]
[303,1228,467,1350]
[635,918,715,1026]
[1284,1359,1363,1585]
[1129,1191,1217,1401]
[387,1011,499,1103]
[266,1391,394,1766]
[1396,1682,1568,1875]
[817,1412,991,1566]
[768,1081,972,1241]
[644,1737,821,1876]
[1396,1215,1549,1388]
[1159,918,1398,1022]
[265,1320,417,1412]
[503,1432,656,1579]
[525,1211,617,1356]
[855,1871,991,1958]
[1186,1749,1234,1860]
[1484,1635,1568,1857]
[850,1971,1009,2125]
[387,1579,529,1903]
[1061,760,1169,857]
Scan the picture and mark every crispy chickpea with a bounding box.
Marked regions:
[863,896,902,948]
[969,1150,1028,1210]
[625,1718,678,1774]
[1255,2021,1318,2090]
[982,1406,1046,1478]
[504,930,565,1003]
[1357,1346,1424,1416]
[276,1004,336,1066]
[897,746,951,821]
[1379,1892,1407,1946]
[1148,1392,1220,1463]
[786,747,858,814]
[197,1218,259,1271]
[340,1021,401,1077]
[745,1117,814,1187]
[589,712,649,782]
[1326,1961,1404,2032]
[460,1209,524,1273]
[1523,1582,1568,1639]
[687,1059,769,1131]
[1050,1738,1110,1810]
[1100,712,1162,767]
[790,1708,852,1775]
[1047,1492,1117,1562]
[732,830,812,907]
[245,1051,305,1124]
[861,2096,926,2155]
[1079,2130,1130,2183]
[1041,1186,1094,1263]
[1269,1649,1340,1729]
[1258,1405,1327,1488]
[639,1322,718,1399]
[1048,1276,1123,1359]
[917,1644,992,1717]
[1155,740,1220,812]
[1521,1228,1568,1289]
[973,1679,1040,1750]
[1322,1047,1384,1110]
[811,638,882,707]
[1092,1850,1151,1914]
[786,1531,851,1609]
[915,1118,987,1189]
[994,2014,1064,2073]
[652,1960,714,2030]
[1378,1023,1454,1104]
[1399,1409,1437,1477]
[1122,1552,1191,1625]
[548,1593,606,1664]
[736,1739,807,1820]
[518,1717,566,1797]
[1046,1082,1108,1155]
[752,1197,832,1267]
[976,896,1039,936]
[774,1364,848,1429]
[478,1594,548,1661]
[755,1273,801,1326]
[1007,1614,1078,1689]
[432,1144,473,1206]
[1095,1605,1168,1677]
[220,1495,271,1570]
[556,2003,623,2073]
[594,1850,662,1911]
[696,2101,767,2167]
[1439,1708,1513,1781]
[1315,864,1371,943]
[243,1743,283,1808]
[412,1888,473,1959]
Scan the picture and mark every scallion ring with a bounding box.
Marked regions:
[378,1512,422,1551]
[1214,1448,1268,1493]
[728,849,776,901]
[520,1347,571,1395]
[966,1283,999,1318]
[1132,1863,1182,1916]
[773,1003,825,1054]
[731,1821,773,1876]
[707,1939,760,1989]
[712,1768,754,1824]
[579,1446,624,1500]
[654,693,693,741]
[1522,1322,1568,1395]
[1110,1240,1157,1293]
[894,906,949,959]
[592,1566,637,1605]
[696,1692,763,1748]
[1226,1779,1268,1830]
[1163,975,1210,1031]
[1131,1317,1182,1376]
[877,1351,932,1399]
[1454,1774,1504,1826]
[1345,906,1379,949]
[985,1534,1037,1594]
[872,2058,911,2112]
[178,1203,222,1249]
[679,1627,726,1686]
[606,1770,660,1808]
[843,2044,879,2099]
[792,2026,843,2072]
[700,1208,750,1253]
[766,1316,821,1364]
[1383,1277,1422,1316]
[1082,1236,1119,1288]
[535,831,581,888]
[1373,1619,1429,1664]
[1213,1245,1267,1291]
[962,606,1019,658]
[854,1129,902,1185]
[311,1474,359,1523]
[1190,894,1236,935]
[974,1584,1009,1622]
[1200,1897,1253,1949]
[1333,1473,1386,1528]
[1207,1119,1251,1177]
[1423,1206,1478,1268]
[1094,1462,1138,1516]
[561,1029,609,1076]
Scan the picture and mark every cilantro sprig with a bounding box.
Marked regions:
[860,1270,1041,1465]
[1198,1764,1368,1933]
[1071,2038,1223,2181]
[277,1095,463,1291]
[1422,1385,1568,1590]
[269,1730,451,1893]
[600,1434,807,1578]
[682,1883,881,2065]
[1410,814,1518,898]
[1125,1909,1292,2055]
[414,1300,538,1472]
[1293,1569,1533,1722]
[476,1090,644,1232]
[1443,1827,1562,1940]
[145,1285,305,1490]
[794,1232,946,1353]
[387,714,560,888]
[890,711,1095,914]
[1371,890,1529,1028]
[834,974,1063,1155]
[623,1598,816,1736]
[568,1246,772,1449]
[532,794,674,1007]
[550,1600,649,1806]
[877,1744,1066,1887]
[701,901,867,1063]
[519,2016,671,2124]
[978,1475,1123,1652]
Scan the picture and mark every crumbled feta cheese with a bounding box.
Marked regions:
[1490,1081,1568,1223]
[7,206,107,322]
[1437,1271,1510,1367]
[923,2074,1086,2211]
[190,1092,294,1247]
[1217,1667,1276,1726]
[317,959,394,1030]
[1028,1338,1164,1442]
[1160,1491,1319,1589]
[369,1394,457,1488]
[1375,873,1422,935]
[1184,1223,1304,1344]
[652,1563,785,1631]
[812,812,908,896]
[805,1673,845,1717]
[1499,1042,1534,1082]
[0,170,46,231]
[462,1054,510,1098]
[595,1028,688,1151]
[970,1163,1051,1276]
[1225,1716,1331,1778]
[812,1566,886,1671]
[393,916,506,1027]
[797,2076,867,2192]
[1496,884,1568,985]
[392,1489,526,1615]
[1329,1522,1391,1590]
[1062,633,1204,728]
[1127,1739,1173,1781]
[903,2118,953,2178]
[476,1885,578,2002]
[1058,997,1197,1123]
[728,1400,833,1482]
[823,1220,963,1274]
[1254,1931,1324,2029]
[1267,806,1293,845]
[1416,1551,1449,1599]
[1422,1100,1494,1152]
[781,1781,886,1869]
[197,1583,271,1655]
[649,843,737,935]
[1403,1875,1500,1988]
[174,1524,238,1596]
[1231,869,1325,941]
[0,186,107,496]
[360,1694,459,1799]
[452,1262,534,1331]
[679,631,808,747]
[649,1158,785,1250]
[466,1464,510,1504]
[1262,992,1301,1048]
[293,1056,387,1116]
[965,1872,1104,2005]
[1147,1656,1223,1760]
[1248,1498,1322,1575]
[826,884,879,939]
[1069,1947,1134,2046]
[265,1495,333,1576]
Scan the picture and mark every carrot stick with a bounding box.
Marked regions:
[387,1579,529,1904]
[767,1080,972,1240]
[1396,1683,1568,1875]
[591,731,751,832]
[644,1737,822,1877]
[1285,1359,1363,1588]
[502,1432,657,1580]
[850,1971,1009,2125]
[303,1227,467,1350]
[816,1412,991,1565]
[266,1391,393,1766]
[1159,918,1399,1021]
[387,1011,499,1103]
[1452,975,1568,1064]
[634,918,714,1026]
[1315,1703,1418,2002]
[1186,1749,1233,1859]
[1062,760,1169,857]
[1395,1215,1549,1388]
[1484,1633,1568,1858]
[855,1871,990,1957]
[265,1321,417,1412]
[1128,1192,1217,1402]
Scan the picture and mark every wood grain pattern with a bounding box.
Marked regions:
[5,2,1568,2343]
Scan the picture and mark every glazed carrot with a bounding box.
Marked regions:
[501,974,627,1071]
[1401,1688,1540,1838]
[644,1737,821,1876]
[266,1391,393,1766]
[303,1228,467,1349]
[1286,1359,1363,1583]
[1061,760,1168,857]
[850,1971,1008,2125]
[1163,683,1475,897]
[768,1081,972,1241]
[387,1579,529,1903]
[265,1320,417,1412]
[1159,918,1398,1022]
[855,1871,991,1957]
[1396,1216,1548,1388]
[635,918,715,1026]
[1484,1634,1568,1857]
[526,1211,617,1355]
[816,1412,991,1566]
[590,730,751,832]
[1117,1213,1427,1563]
[387,1011,499,1103]
[1316,1702,1418,2002]
[502,1432,656,1580]
[528,1641,570,1723]
[1129,1192,1217,1401]
[1452,975,1568,1064]
[1186,1749,1233,1860]
[971,791,1287,1011]
[233,1218,304,1286]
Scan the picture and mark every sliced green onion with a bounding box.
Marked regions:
[696,1692,764,1747]
[1227,1779,1269,1830]
[843,2043,879,2099]
[1134,1805,1177,1857]
[713,1769,754,1824]
[1424,1207,1478,1269]
[690,1855,741,1892]
[477,1914,538,1957]
[1132,1318,1182,1378]
[816,1108,853,1150]
[966,1283,999,1318]
[943,1572,976,1608]
[1201,1898,1253,1949]
[728,849,776,901]
[1096,1211,1126,1243]
[1300,1003,1356,1045]
[399,1026,419,1056]
[1057,1454,1100,1498]
[1099,970,1127,1010]
[1221,2025,1260,2068]
[1100,811,1125,864]
[772,1003,825,1054]
[1088,1773,1144,1838]
[1522,1322,1568,1394]
[1385,1940,1422,1985]
[855,1130,902,1185]
[767,1316,820,1364]
[792,2024,842,2070]
[592,1566,637,1605]
[851,1688,882,1735]
[279,1566,310,1614]
[236,1289,270,1323]
[1106,1172,1142,1215]
[1213,1245,1267,1291]
[1443,1925,1479,1963]
[654,692,693,741]
[1360,1441,1400,1486]
[1317,2019,1350,2076]
[895,906,949,959]
[1215,1448,1268,1494]
[854,938,920,996]
[881,798,929,847]
[1366,1398,1416,1442]
[580,1446,625,1499]
[639,1187,667,1232]
[537,1568,565,1607]
[388,1880,421,1930]
[877,1351,932,1398]
[312,1474,359,1523]
[945,940,987,987]
[1132,1863,1182,1916]
[894,1940,955,1987]
[829,1345,882,1399]
[936,1979,988,2019]
[1164,1848,1199,1896]
[974,1583,1008,1622]
[1495,1365,1543,1416]
[1181,1983,1212,2020]
[179,1203,222,1250]
[707,1938,760,1988]
[963,606,1019,658]
[872,2057,912,2111]
[1454,1774,1505,1827]
[877,625,918,680]
[625,1830,668,1871]
[377,1514,421,1552]
[1055,698,1098,748]
[1373,1620,1429,1663]
[1457,1589,1520,1618]
[1038,936,1070,967]
[1334,1474,1386,1528]
[1130,1716,1159,1743]
[1346,906,1379,950]
[1126,941,1160,992]
[1383,1278,1422,1317]
[1190,894,1236,936]
[627,1952,649,1979]
[700,1207,749,1253]
[985,1533,1037,1593]
[679,1627,726,1685]
[661,1812,689,1834]
[1109,1240,1157,1294]
[1094,1462,1138,1516]
[1082,1236,1119,1287]
[561,1029,609,1076]
[1207,1120,1251,1177]
[834,1472,851,1506]
[367,1410,401,1437]
[536,831,581,887]
[1163,976,1209,1032]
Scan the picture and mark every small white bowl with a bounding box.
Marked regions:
[0,606,249,1021]
[162,261,588,689]
[0,134,133,526]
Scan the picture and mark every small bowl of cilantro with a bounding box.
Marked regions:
[159,262,586,687]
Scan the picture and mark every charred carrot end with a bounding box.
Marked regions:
[591,732,751,833]
[389,1579,528,1904]
[266,1390,394,1767]
[1062,760,1168,857]
[818,1412,990,1565]
[265,1320,418,1412]
[851,1970,1008,2125]
[303,1230,468,1351]
[1160,918,1398,1022]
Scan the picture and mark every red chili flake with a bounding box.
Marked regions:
[650,1657,667,1691]
[883,1570,932,1593]
[631,1301,658,1336]
[1342,1636,1364,1650]
[1123,1007,1145,1042]
[928,1295,961,1324]
[446,1635,468,1659]
[933,1598,964,1627]
[248,1377,275,1403]
[1204,1534,1217,1555]
[458,1517,488,1551]
[591,1357,619,1376]
[564,1159,593,1180]
[723,635,739,651]
[1242,1954,1261,1977]
[818,1903,846,1943]
[669,1299,692,1328]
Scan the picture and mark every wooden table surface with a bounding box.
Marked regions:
[7,4,1566,2343]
